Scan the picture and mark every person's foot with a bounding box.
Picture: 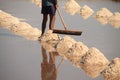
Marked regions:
[38,35,43,41]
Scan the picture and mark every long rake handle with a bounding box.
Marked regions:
[57,7,67,30]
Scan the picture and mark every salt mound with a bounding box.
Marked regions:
[56,36,76,59]
[81,47,110,78]
[94,8,113,25]
[79,5,94,19]
[108,12,120,28]
[22,27,41,40]
[66,42,89,68]
[10,22,32,34]
[102,58,120,80]
[64,0,81,15]
[0,10,41,41]
[40,30,61,52]
[0,10,20,29]
[10,22,41,40]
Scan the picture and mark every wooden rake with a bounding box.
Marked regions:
[53,7,82,36]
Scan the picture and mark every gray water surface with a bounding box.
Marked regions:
[0,0,120,80]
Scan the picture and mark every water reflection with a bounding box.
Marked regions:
[41,47,58,80]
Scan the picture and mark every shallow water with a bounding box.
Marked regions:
[0,0,120,80]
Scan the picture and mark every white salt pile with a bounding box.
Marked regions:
[0,10,41,41]
[81,47,110,78]
[40,30,61,52]
[10,22,41,40]
[65,42,88,68]
[10,22,32,34]
[56,36,76,59]
[79,5,94,19]
[102,58,120,80]
[32,0,41,7]
[64,0,81,15]
[0,10,20,29]
[108,12,120,28]
[94,8,113,25]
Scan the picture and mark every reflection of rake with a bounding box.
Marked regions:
[51,51,64,72]
[53,7,82,36]
[57,58,64,71]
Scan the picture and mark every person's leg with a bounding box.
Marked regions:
[41,46,48,64]
[48,4,56,30]
[41,14,48,36]
[49,52,55,64]
[49,14,56,30]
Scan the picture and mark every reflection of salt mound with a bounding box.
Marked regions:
[32,0,41,7]
[81,47,110,78]
[95,8,113,25]
[56,36,76,59]
[40,30,60,52]
[0,10,20,29]
[64,0,81,15]
[108,12,120,28]
[66,42,88,68]
[102,58,120,80]
[79,5,94,19]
